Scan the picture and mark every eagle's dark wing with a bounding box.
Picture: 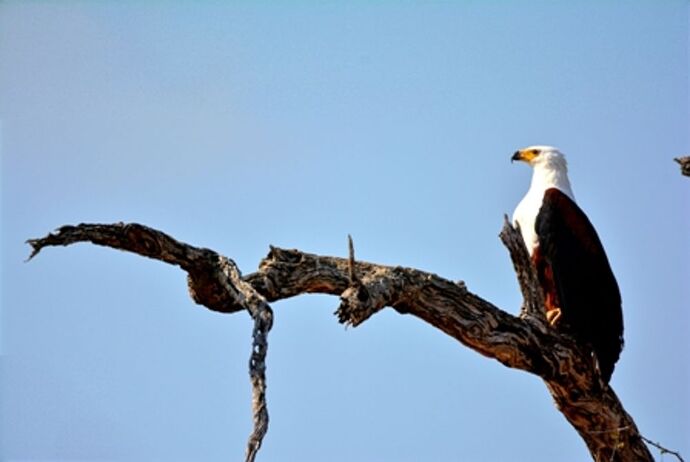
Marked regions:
[535,188,624,383]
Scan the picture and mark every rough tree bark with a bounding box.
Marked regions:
[27,221,658,462]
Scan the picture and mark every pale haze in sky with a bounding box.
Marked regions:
[1,2,688,461]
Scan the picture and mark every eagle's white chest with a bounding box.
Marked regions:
[512,190,543,255]
[512,164,575,256]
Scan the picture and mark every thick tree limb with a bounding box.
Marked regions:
[675,156,690,177]
[28,223,271,462]
[27,222,660,462]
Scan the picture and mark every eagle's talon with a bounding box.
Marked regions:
[546,308,562,326]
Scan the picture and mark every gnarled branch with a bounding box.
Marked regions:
[27,222,658,462]
[28,223,271,462]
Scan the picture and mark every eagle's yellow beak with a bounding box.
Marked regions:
[511,148,539,163]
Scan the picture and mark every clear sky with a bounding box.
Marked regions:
[1,1,688,461]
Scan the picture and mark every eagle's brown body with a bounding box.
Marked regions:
[512,147,624,383]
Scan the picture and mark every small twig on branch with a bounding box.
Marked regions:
[348,234,358,284]
[675,156,690,177]
[641,436,685,462]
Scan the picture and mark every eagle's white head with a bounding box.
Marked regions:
[511,145,575,253]
[512,145,567,169]
[511,145,573,199]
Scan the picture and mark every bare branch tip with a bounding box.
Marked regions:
[641,436,685,462]
[266,245,277,260]
[500,214,520,235]
[25,239,42,262]
[675,156,690,177]
[24,228,65,261]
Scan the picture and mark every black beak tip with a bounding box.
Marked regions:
[511,151,521,163]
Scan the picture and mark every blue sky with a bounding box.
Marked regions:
[1,2,688,461]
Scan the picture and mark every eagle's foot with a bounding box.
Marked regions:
[546,308,562,326]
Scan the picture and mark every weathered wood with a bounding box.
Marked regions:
[249,239,652,462]
[675,156,690,177]
[27,223,248,313]
[498,215,547,322]
[28,223,272,462]
[219,257,273,462]
[27,222,658,462]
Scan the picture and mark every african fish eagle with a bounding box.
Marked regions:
[512,146,624,383]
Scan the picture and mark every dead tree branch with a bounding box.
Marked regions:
[675,156,690,177]
[642,436,686,462]
[28,223,271,462]
[27,222,659,462]
[220,257,273,462]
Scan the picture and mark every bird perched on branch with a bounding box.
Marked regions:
[512,146,623,383]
